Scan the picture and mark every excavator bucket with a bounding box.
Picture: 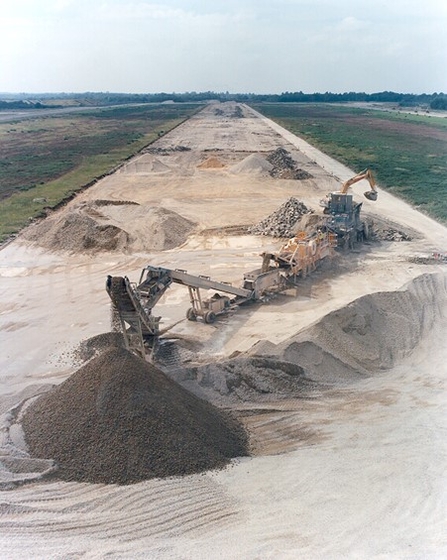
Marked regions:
[364,190,378,201]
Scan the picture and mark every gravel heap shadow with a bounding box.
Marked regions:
[22,347,249,484]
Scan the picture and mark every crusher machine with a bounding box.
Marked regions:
[106,230,337,357]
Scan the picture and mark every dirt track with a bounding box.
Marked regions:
[1,102,446,558]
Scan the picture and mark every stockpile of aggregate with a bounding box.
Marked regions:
[176,273,447,402]
[267,272,447,381]
[197,156,225,169]
[180,357,319,403]
[267,148,313,180]
[23,210,131,252]
[22,347,249,484]
[376,227,412,242]
[248,197,313,237]
[22,201,196,253]
[229,153,273,175]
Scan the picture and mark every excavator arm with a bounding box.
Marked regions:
[340,168,378,201]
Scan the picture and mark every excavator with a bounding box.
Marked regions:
[320,168,378,248]
[339,168,378,201]
[321,168,378,214]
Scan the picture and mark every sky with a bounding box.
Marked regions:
[1,0,446,94]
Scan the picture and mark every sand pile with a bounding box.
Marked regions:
[176,273,447,402]
[22,347,249,484]
[22,202,196,253]
[249,197,313,237]
[197,156,225,169]
[267,148,313,180]
[268,272,447,382]
[229,154,273,175]
[101,205,196,251]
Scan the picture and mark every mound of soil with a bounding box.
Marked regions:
[22,347,249,484]
[22,202,196,253]
[197,156,225,169]
[24,211,130,253]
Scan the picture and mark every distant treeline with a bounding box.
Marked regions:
[1,90,446,110]
[0,99,50,109]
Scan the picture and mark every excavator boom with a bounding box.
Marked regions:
[340,168,378,201]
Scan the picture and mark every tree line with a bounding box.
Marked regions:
[0,91,446,110]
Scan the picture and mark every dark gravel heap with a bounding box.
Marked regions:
[22,347,249,484]
[377,227,412,241]
[248,197,312,237]
[267,148,313,180]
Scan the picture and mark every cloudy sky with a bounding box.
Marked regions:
[1,0,446,94]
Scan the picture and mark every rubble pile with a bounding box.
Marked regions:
[249,197,313,237]
[376,228,412,242]
[267,148,313,180]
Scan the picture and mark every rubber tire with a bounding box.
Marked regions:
[186,308,197,321]
[204,311,216,324]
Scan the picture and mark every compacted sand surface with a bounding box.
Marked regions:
[1,102,446,558]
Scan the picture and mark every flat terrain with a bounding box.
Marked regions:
[1,103,446,558]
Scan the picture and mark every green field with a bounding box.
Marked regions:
[0,104,202,242]
[250,103,447,224]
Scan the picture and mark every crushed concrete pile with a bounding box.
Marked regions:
[229,154,273,175]
[174,273,447,402]
[197,156,225,169]
[22,347,249,484]
[259,272,447,382]
[180,357,318,403]
[267,148,313,180]
[248,197,313,237]
[22,201,196,253]
[376,227,412,242]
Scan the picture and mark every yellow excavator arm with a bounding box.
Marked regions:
[339,168,378,201]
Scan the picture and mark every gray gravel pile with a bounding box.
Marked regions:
[248,197,312,237]
[182,357,319,403]
[267,148,313,180]
[22,347,249,484]
[377,228,412,241]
